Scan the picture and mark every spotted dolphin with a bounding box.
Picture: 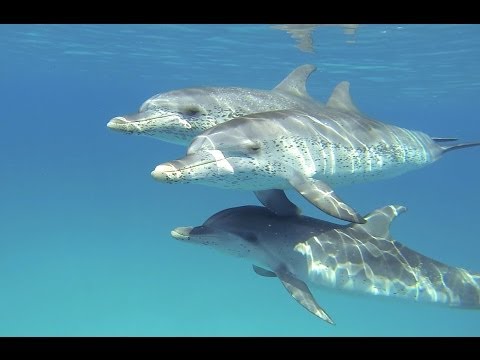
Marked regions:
[171,205,480,324]
[151,82,480,223]
[107,64,324,145]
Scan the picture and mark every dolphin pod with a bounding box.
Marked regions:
[108,64,479,324]
[172,205,480,324]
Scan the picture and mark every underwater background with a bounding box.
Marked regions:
[0,24,479,336]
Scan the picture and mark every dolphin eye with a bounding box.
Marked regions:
[183,106,202,117]
[248,143,261,152]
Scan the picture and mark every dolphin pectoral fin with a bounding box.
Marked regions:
[254,190,302,216]
[252,264,277,277]
[288,174,366,224]
[273,64,317,98]
[277,271,335,324]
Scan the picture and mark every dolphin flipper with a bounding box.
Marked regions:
[288,172,366,224]
[252,265,334,324]
[254,190,302,216]
[277,271,335,324]
[252,264,277,277]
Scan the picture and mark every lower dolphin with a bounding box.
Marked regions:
[171,205,480,324]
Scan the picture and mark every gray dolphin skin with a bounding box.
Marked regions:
[107,64,324,145]
[171,205,480,324]
[151,82,480,223]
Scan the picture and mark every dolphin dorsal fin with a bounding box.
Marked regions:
[326,81,361,115]
[274,64,317,98]
[351,205,407,239]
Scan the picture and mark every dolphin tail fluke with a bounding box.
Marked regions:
[441,142,480,154]
[431,137,458,142]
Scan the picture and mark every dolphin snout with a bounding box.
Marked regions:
[107,115,144,133]
[171,226,194,240]
[151,163,183,182]
[107,117,128,129]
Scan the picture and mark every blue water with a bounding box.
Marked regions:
[1,24,479,336]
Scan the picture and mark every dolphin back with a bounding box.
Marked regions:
[295,205,480,308]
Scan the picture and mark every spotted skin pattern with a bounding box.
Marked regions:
[107,64,323,145]
[172,205,480,324]
[151,105,480,222]
[152,108,444,189]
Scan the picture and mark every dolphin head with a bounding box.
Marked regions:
[171,206,270,258]
[151,114,291,189]
[107,87,248,145]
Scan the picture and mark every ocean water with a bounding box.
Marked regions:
[1,24,479,336]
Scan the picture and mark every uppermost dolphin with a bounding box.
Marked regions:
[107,64,324,145]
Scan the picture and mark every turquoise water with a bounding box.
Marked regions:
[1,24,479,336]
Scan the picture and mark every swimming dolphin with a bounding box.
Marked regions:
[107,64,324,145]
[171,205,480,324]
[151,82,480,223]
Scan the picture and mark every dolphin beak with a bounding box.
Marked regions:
[171,226,194,240]
[151,151,231,183]
[151,163,183,182]
[107,116,128,130]
[107,114,145,133]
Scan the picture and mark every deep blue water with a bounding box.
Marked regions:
[1,24,479,336]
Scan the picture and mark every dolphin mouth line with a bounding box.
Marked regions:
[171,227,193,239]
[163,158,219,173]
[138,114,177,122]
[109,114,178,126]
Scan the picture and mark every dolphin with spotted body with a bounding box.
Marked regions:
[107,64,323,145]
[151,82,480,223]
[171,205,480,324]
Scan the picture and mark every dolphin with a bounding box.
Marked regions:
[171,205,480,324]
[151,82,480,223]
[107,64,324,145]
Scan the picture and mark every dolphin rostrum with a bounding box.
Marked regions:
[151,83,480,223]
[171,205,480,324]
[107,64,324,145]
